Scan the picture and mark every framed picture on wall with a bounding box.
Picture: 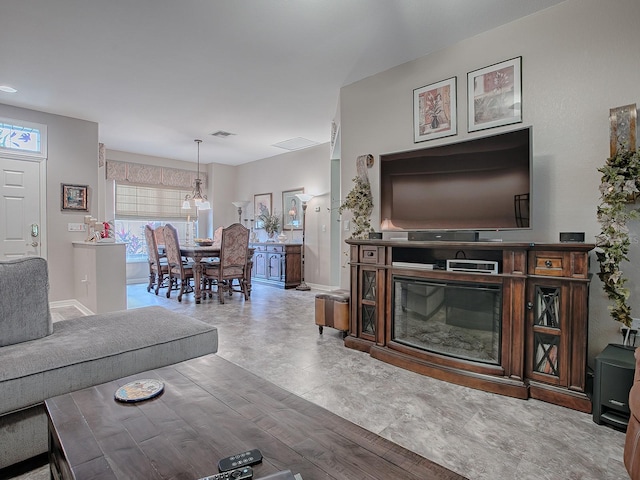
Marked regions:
[254,192,272,229]
[61,183,88,211]
[468,56,522,132]
[413,76,457,142]
[282,188,304,230]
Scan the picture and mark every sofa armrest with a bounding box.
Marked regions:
[0,257,52,347]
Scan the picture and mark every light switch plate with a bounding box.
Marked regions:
[68,223,86,232]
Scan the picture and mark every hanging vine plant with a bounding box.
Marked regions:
[596,147,640,327]
[339,174,374,240]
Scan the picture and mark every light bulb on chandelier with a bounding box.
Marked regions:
[182,139,211,210]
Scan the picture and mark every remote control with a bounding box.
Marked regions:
[198,466,253,480]
[217,448,263,472]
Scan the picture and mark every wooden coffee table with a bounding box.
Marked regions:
[45,354,465,480]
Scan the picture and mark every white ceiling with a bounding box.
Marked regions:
[0,0,565,165]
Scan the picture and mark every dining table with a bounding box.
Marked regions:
[179,244,254,304]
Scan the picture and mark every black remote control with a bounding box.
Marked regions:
[198,466,253,480]
[217,449,263,472]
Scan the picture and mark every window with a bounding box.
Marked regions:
[0,119,46,156]
[114,183,195,261]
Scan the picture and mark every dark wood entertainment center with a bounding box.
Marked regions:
[345,239,595,413]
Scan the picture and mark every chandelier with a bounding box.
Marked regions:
[182,139,211,210]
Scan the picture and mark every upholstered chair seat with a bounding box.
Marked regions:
[202,223,250,304]
[163,223,195,302]
[144,225,169,295]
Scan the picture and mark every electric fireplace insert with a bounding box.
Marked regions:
[392,276,502,364]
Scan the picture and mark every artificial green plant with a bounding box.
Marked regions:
[596,147,640,327]
[339,175,374,239]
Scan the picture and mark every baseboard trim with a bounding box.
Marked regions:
[49,299,94,316]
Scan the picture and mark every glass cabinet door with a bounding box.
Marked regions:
[360,269,376,337]
[529,283,564,382]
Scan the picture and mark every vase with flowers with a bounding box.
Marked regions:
[258,211,281,242]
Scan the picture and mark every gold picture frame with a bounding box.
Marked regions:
[282,188,304,230]
[253,192,272,229]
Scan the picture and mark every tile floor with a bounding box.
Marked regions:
[18,282,629,480]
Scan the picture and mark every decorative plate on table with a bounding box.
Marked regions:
[114,379,164,403]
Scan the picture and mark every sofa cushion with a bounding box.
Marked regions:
[0,306,218,416]
[0,257,52,347]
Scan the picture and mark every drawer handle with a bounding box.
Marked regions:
[545,260,553,268]
[609,399,627,407]
[366,251,374,257]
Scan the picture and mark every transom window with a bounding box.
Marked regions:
[0,121,44,155]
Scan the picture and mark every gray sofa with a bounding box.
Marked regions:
[0,257,219,469]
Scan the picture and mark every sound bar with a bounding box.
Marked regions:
[408,231,479,242]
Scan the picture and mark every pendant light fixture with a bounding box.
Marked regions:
[182,139,211,210]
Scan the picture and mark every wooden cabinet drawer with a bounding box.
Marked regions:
[251,243,284,253]
[359,246,380,264]
[530,252,564,276]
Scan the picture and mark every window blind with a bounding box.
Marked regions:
[116,183,194,219]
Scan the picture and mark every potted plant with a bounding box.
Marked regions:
[339,175,374,239]
[596,147,640,331]
[258,211,281,241]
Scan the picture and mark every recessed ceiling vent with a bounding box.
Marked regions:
[210,130,236,138]
[272,137,319,151]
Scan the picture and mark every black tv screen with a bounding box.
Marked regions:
[380,127,531,232]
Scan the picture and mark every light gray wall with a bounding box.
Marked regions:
[210,162,240,231]
[0,103,98,302]
[337,0,640,364]
[235,143,333,288]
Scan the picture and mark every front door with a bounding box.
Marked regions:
[0,156,43,259]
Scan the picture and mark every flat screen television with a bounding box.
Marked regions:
[380,126,531,232]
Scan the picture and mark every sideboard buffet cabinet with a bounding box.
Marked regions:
[345,239,594,412]
[250,242,301,289]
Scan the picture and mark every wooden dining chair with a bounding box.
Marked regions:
[144,225,169,295]
[163,223,195,302]
[201,226,225,297]
[212,226,223,248]
[202,223,250,304]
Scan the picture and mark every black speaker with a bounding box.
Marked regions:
[559,232,585,242]
[593,343,635,431]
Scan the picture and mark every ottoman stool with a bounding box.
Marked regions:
[315,290,350,337]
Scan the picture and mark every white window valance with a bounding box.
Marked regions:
[106,160,207,189]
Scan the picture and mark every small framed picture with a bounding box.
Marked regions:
[253,192,272,229]
[468,57,522,132]
[282,188,304,230]
[61,184,88,211]
[413,77,457,142]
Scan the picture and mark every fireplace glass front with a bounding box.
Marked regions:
[392,276,502,364]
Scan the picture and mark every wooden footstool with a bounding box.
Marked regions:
[315,290,349,337]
